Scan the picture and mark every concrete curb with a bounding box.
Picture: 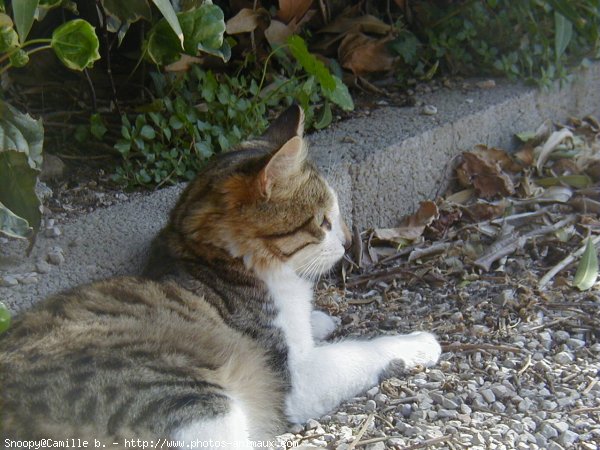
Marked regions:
[2,64,600,312]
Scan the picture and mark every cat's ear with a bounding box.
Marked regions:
[261,105,305,148]
[258,136,306,199]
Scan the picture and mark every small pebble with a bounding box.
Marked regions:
[0,275,19,287]
[421,104,438,115]
[305,419,320,430]
[558,430,579,446]
[47,247,65,265]
[36,260,52,274]
[554,351,573,364]
[481,389,496,403]
[553,330,570,343]
[364,399,377,412]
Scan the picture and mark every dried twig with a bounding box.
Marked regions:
[442,342,524,353]
[539,234,600,289]
[398,434,454,450]
[475,215,576,271]
[347,413,374,450]
[408,242,454,262]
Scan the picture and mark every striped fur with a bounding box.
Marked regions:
[0,105,344,444]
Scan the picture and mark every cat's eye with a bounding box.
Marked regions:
[321,216,332,231]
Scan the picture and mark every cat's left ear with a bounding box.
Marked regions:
[258,136,307,199]
[261,105,305,148]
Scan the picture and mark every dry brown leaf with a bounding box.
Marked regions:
[585,160,600,181]
[473,145,522,173]
[226,8,268,34]
[373,201,439,244]
[165,54,203,72]
[318,14,392,35]
[264,20,293,47]
[464,202,507,221]
[374,226,425,244]
[514,146,535,167]
[552,158,581,175]
[406,200,439,228]
[457,152,515,199]
[277,0,314,23]
[338,32,396,75]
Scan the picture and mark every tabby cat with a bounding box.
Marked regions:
[0,106,441,448]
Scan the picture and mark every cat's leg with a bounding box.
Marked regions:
[286,331,441,423]
[172,401,253,450]
[310,310,339,341]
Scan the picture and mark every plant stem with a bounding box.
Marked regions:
[0,45,52,74]
[94,0,121,115]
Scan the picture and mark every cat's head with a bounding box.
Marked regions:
[170,105,351,278]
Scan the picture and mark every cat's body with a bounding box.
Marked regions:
[0,106,441,448]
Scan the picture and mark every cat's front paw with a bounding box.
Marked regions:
[311,310,340,341]
[406,331,441,367]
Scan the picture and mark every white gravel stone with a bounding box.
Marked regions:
[366,386,379,398]
[47,247,65,265]
[554,351,573,364]
[552,421,569,433]
[558,430,579,446]
[35,260,52,274]
[365,442,385,450]
[305,419,320,430]
[566,338,586,349]
[364,399,377,412]
[0,275,18,287]
[421,104,438,115]
[481,389,496,403]
[540,422,559,439]
[553,330,570,343]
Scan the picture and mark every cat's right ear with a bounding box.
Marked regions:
[261,105,305,148]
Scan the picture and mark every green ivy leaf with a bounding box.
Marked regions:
[0,201,32,239]
[0,150,40,235]
[287,35,335,92]
[13,0,38,44]
[554,12,573,60]
[9,48,29,67]
[0,100,43,170]
[150,0,184,48]
[573,237,599,291]
[288,35,353,111]
[0,100,43,236]
[0,302,10,334]
[323,76,354,111]
[314,102,332,130]
[0,24,19,53]
[90,113,107,140]
[51,19,100,71]
[146,2,228,66]
[102,0,152,24]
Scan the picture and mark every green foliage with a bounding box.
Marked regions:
[574,237,599,291]
[146,1,230,66]
[113,67,269,186]
[287,35,354,111]
[0,302,10,334]
[51,19,100,70]
[405,0,600,86]
[0,100,44,239]
[0,3,99,240]
[113,58,341,187]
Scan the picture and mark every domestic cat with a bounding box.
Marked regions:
[0,105,441,448]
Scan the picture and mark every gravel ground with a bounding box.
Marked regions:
[273,272,600,450]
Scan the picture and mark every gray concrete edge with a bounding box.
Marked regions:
[2,63,599,312]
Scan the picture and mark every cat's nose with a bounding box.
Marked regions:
[341,220,352,250]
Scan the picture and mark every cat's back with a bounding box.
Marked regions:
[0,276,284,441]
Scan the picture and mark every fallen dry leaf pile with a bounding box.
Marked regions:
[344,116,600,292]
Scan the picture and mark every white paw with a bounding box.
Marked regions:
[405,331,442,367]
[311,310,340,341]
